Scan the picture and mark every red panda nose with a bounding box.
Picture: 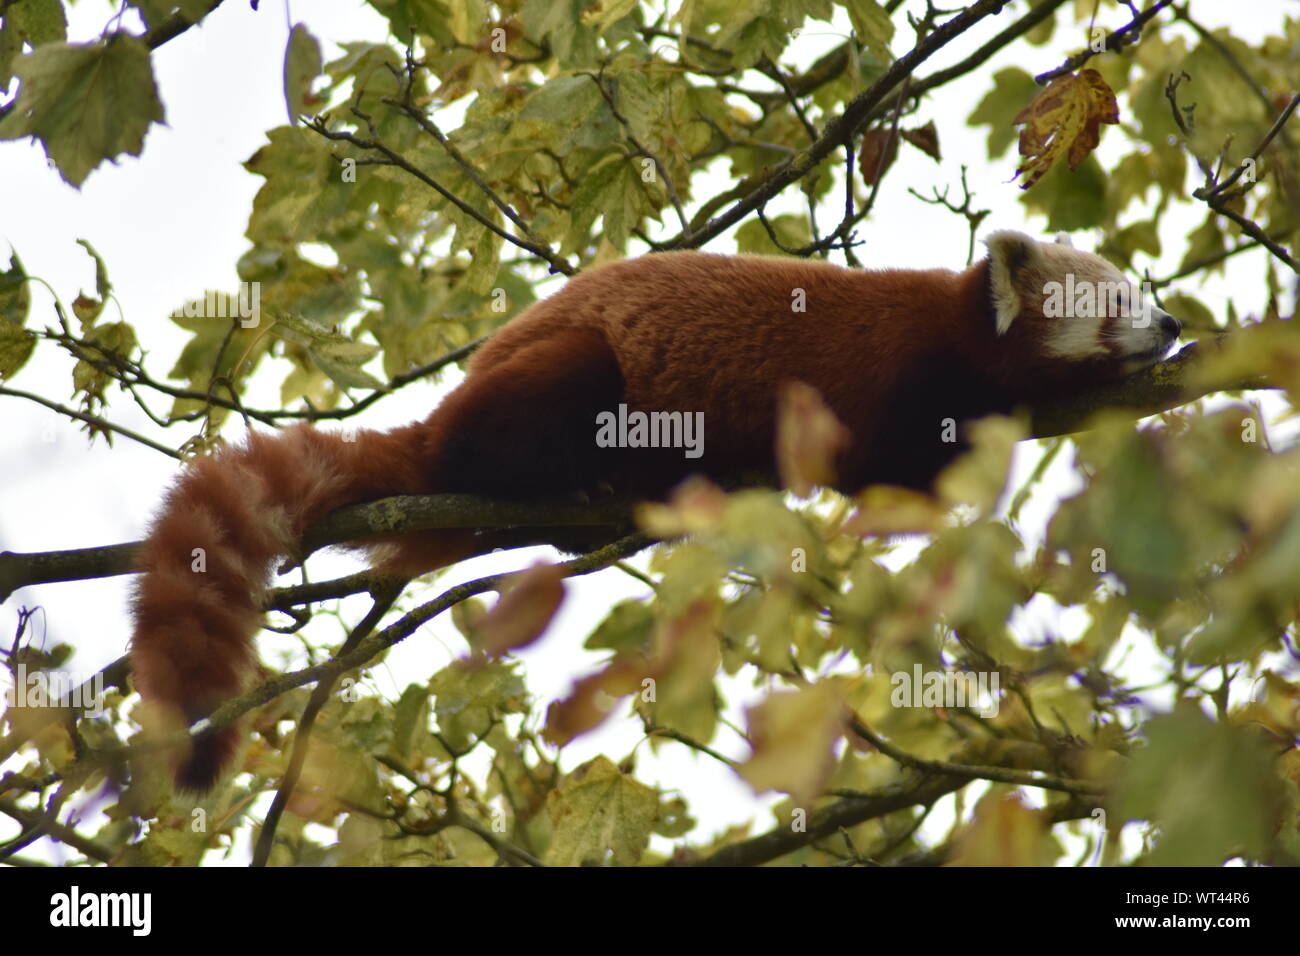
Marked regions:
[1160,314,1181,338]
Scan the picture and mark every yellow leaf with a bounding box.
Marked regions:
[738,680,848,805]
[948,791,1062,866]
[545,756,658,866]
[1013,69,1119,188]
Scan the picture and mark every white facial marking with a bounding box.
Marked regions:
[986,232,1179,367]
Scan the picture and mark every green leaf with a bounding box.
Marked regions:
[278,362,331,409]
[602,162,656,249]
[0,19,18,92]
[545,755,658,866]
[266,307,350,347]
[307,345,386,391]
[588,0,639,34]
[1020,155,1108,232]
[8,0,67,47]
[967,67,1038,159]
[283,23,322,123]
[584,599,655,654]
[1115,712,1279,865]
[365,0,455,47]
[522,0,598,67]
[725,13,791,70]
[75,238,111,299]
[1111,219,1161,259]
[1178,216,1226,276]
[462,226,502,294]
[390,684,433,763]
[447,0,487,44]
[1105,153,1154,212]
[244,126,356,243]
[429,660,528,753]
[843,0,894,64]
[563,155,629,253]
[514,73,613,154]
[0,251,31,327]
[1160,292,1216,330]
[0,321,36,380]
[73,321,136,406]
[614,68,665,146]
[0,34,164,187]
[735,214,809,254]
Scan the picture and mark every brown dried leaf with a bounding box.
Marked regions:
[858,127,899,187]
[477,562,566,657]
[776,381,850,497]
[1012,69,1119,188]
[900,120,941,161]
[542,658,647,746]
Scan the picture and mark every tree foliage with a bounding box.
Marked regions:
[1,0,1298,867]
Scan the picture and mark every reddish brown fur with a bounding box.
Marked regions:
[131,249,1155,789]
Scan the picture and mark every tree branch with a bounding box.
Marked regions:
[667,0,1014,250]
[84,534,656,785]
[848,717,1102,797]
[306,117,573,277]
[1034,0,1175,84]
[3,332,1280,603]
[689,772,970,866]
[0,386,182,460]
[252,578,406,867]
[140,0,228,50]
[0,796,114,864]
[0,493,638,602]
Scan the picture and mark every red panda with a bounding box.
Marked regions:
[129,230,1180,790]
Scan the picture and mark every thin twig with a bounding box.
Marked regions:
[252,578,406,867]
[307,117,572,277]
[0,386,181,459]
[664,0,1013,250]
[583,69,692,241]
[848,716,1102,797]
[1034,0,1175,84]
[72,534,656,788]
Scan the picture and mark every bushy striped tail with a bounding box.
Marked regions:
[130,423,427,791]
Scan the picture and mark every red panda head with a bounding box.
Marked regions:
[985,230,1180,377]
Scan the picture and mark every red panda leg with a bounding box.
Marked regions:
[374,326,627,575]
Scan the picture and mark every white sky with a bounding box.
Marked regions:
[1,0,1296,864]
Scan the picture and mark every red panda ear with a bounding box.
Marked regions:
[1054,231,1074,247]
[984,230,1040,335]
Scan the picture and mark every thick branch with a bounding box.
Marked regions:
[1029,338,1273,438]
[690,772,971,866]
[0,494,638,602]
[2,335,1283,603]
[848,717,1101,797]
[296,494,635,558]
